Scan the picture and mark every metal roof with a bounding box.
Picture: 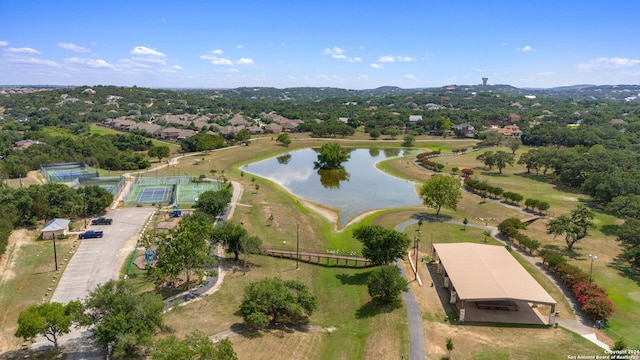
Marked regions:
[433,243,556,305]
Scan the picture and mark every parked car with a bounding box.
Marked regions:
[91,217,113,225]
[79,230,104,239]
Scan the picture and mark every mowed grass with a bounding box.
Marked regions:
[0,231,76,354]
[428,146,640,345]
[162,254,407,360]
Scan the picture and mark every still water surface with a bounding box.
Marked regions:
[241,148,422,227]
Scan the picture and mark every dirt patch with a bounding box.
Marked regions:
[0,229,34,284]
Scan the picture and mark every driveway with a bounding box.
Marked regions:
[51,207,155,304]
[33,207,155,355]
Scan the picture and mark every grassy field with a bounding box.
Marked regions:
[0,230,77,355]
[2,134,634,358]
[428,145,640,347]
[155,136,608,358]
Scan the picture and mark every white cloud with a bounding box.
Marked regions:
[517,45,535,52]
[212,49,224,54]
[211,58,234,66]
[7,57,57,66]
[0,41,8,47]
[130,46,166,57]
[323,46,345,55]
[66,57,114,68]
[4,47,40,54]
[404,74,416,79]
[371,63,383,69]
[577,57,640,72]
[57,42,90,53]
[397,56,415,62]
[132,57,167,65]
[235,58,254,65]
[236,44,243,49]
[332,54,347,60]
[348,57,362,63]
[379,55,395,63]
[161,65,184,73]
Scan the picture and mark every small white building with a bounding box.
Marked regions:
[40,218,71,240]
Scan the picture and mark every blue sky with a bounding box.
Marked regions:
[1,1,639,89]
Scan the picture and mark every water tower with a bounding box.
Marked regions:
[482,77,488,86]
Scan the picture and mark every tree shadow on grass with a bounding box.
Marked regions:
[412,212,453,223]
[599,224,619,236]
[480,171,509,177]
[607,255,640,286]
[355,299,402,319]
[335,272,368,286]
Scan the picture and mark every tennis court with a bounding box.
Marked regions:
[175,183,222,205]
[125,184,175,206]
[41,162,99,183]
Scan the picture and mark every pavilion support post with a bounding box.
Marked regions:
[549,304,557,326]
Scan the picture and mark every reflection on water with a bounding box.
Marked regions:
[241,148,422,227]
[318,168,350,189]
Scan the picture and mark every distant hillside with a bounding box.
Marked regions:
[187,84,640,101]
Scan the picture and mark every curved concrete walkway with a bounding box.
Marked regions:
[396,220,426,360]
[402,216,609,351]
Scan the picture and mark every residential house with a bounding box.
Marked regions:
[409,115,423,122]
[159,127,181,140]
[14,139,43,150]
[451,123,475,137]
[494,125,522,137]
[610,119,628,125]
[41,218,71,240]
[264,123,283,133]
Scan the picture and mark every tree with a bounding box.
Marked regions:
[507,137,521,154]
[462,217,468,230]
[369,128,381,140]
[494,151,516,174]
[77,185,114,216]
[384,127,400,139]
[151,330,238,360]
[446,337,454,358]
[84,279,165,356]
[239,278,317,328]
[546,204,595,251]
[15,301,84,352]
[144,219,214,290]
[353,225,411,265]
[276,133,291,147]
[402,134,415,147]
[476,151,496,170]
[616,218,640,269]
[314,142,350,169]
[194,188,232,218]
[212,221,263,272]
[367,265,408,303]
[147,145,171,162]
[419,174,462,215]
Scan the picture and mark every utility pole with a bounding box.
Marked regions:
[53,235,58,271]
[296,223,300,270]
[414,219,423,280]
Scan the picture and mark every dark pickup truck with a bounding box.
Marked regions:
[79,230,104,239]
[91,217,113,225]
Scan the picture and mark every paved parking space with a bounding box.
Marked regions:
[51,207,155,304]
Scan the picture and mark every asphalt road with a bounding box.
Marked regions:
[50,207,155,304]
[33,207,155,356]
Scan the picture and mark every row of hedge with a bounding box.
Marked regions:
[497,218,541,254]
[539,248,615,322]
[464,177,550,212]
[497,218,615,322]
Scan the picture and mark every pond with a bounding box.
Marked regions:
[241,148,422,227]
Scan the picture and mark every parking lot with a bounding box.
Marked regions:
[50,207,156,304]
